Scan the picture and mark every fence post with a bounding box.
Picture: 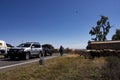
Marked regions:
[39,49,45,65]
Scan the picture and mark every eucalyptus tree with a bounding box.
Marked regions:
[89,16,111,41]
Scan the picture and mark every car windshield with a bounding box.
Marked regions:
[6,43,12,47]
[18,43,31,47]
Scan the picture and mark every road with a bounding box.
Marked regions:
[0,53,62,71]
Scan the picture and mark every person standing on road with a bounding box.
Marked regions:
[59,45,64,56]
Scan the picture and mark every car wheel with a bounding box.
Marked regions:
[25,53,30,60]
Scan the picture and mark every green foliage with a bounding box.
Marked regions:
[89,16,111,41]
[112,29,120,40]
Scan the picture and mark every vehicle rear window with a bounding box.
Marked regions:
[32,44,41,48]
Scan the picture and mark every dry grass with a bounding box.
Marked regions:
[66,54,80,57]
[0,54,119,80]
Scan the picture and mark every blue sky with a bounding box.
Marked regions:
[0,0,120,49]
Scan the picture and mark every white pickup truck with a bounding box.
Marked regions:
[0,40,12,58]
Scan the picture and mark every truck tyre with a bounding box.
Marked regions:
[25,53,30,60]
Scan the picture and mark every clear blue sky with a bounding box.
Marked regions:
[0,0,120,49]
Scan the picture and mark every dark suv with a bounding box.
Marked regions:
[42,44,54,56]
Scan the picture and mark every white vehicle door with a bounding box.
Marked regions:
[31,44,37,55]
[32,43,41,55]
